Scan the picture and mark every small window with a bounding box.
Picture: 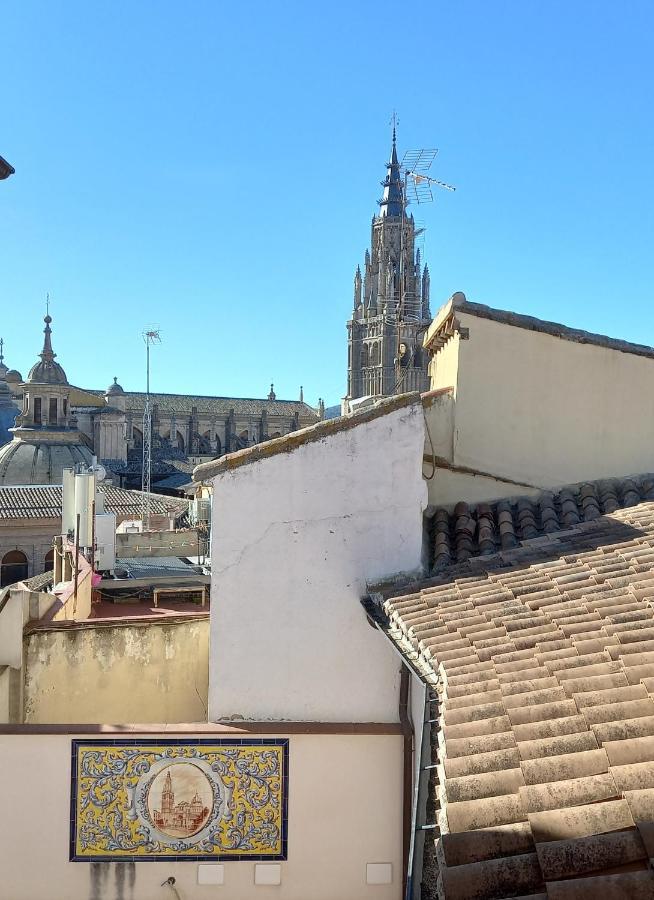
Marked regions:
[63,399,68,416]
[33,397,42,426]
[49,398,58,424]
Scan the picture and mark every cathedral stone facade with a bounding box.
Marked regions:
[0,316,319,488]
[345,131,431,407]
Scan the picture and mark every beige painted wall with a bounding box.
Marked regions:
[427,331,460,397]
[23,618,209,723]
[425,309,654,506]
[0,731,403,900]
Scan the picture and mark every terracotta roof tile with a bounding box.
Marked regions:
[443,747,521,779]
[444,767,525,803]
[437,820,535,867]
[527,798,635,842]
[520,748,609,786]
[439,852,543,900]
[445,792,527,832]
[535,828,648,881]
[379,493,654,896]
[545,870,654,899]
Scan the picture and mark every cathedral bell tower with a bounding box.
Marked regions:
[345,129,431,408]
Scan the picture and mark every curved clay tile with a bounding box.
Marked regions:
[539,493,560,533]
[641,476,654,500]
[599,480,620,513]
[496,500,518,549]
[559,488,581,527]
[516,498,539,540]
[620,477,642,507]
[477,503,496,554]
[579,482,602,521]
[454,501,476,562]
[433,507,452,569]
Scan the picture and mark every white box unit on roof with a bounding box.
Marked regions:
[94,512,116,573]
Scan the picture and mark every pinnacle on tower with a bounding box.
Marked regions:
[378,127,404,218]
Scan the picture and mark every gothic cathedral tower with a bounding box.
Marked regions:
[345,130,431,407]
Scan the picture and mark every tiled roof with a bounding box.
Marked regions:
[427,475,654,572]
[0,485,187,520]
[379,502,654,898]
[86,390,318,418]
[22,570,54,591]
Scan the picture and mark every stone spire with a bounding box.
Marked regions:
[268,383,276,401]
[27,309,68,385]
[353,265,362,310]
[299,385,304,403]
[378,127,403,218]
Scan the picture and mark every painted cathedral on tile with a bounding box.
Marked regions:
[345,129,432,405]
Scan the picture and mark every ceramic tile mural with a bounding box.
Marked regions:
[70,739,288,861]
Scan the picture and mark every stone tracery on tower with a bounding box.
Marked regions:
[345,128,431,408]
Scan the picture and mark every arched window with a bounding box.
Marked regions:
[132,426,143,447]
[198,431,212,454]
[214,435,222,455]
[176,431,185,452]
[44,548,55,572]
[1,550,28,588]
[361,344,369,368]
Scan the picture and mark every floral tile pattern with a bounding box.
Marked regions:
[70,739,288,862]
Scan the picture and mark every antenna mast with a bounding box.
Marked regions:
[141,327,161,530]
[394,141,456,392]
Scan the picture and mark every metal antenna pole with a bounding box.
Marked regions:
[393,142,456,393]
[141,328,161,530]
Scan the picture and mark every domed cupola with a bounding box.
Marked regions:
[106,376,125,396]
[26,314,68,385]
[0,309,94,484]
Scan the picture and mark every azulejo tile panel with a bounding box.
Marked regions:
[70,739,288,862]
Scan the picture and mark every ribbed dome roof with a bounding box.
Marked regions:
[27,315,68,385]
[106,376,125,395]
[4,370,22,384]
[0,439,93,485]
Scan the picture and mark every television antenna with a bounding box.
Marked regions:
[141,327,161,530]
[393,141,456,393]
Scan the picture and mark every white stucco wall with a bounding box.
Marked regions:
[0,731,403,900]
[209,399,427,723]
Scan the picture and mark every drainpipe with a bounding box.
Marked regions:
[365,605,437,900]
[399,666,412,898]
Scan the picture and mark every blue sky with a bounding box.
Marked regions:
[1,1,653,406]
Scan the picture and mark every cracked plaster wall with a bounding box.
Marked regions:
[208,400,427,723]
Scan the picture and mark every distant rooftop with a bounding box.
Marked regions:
[0,484,187,521]
[85,390,319,418]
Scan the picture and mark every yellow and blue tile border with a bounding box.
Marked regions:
[70,739,289,862]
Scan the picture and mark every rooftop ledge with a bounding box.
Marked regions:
[425,291,654,360]
[193,392,421,482]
